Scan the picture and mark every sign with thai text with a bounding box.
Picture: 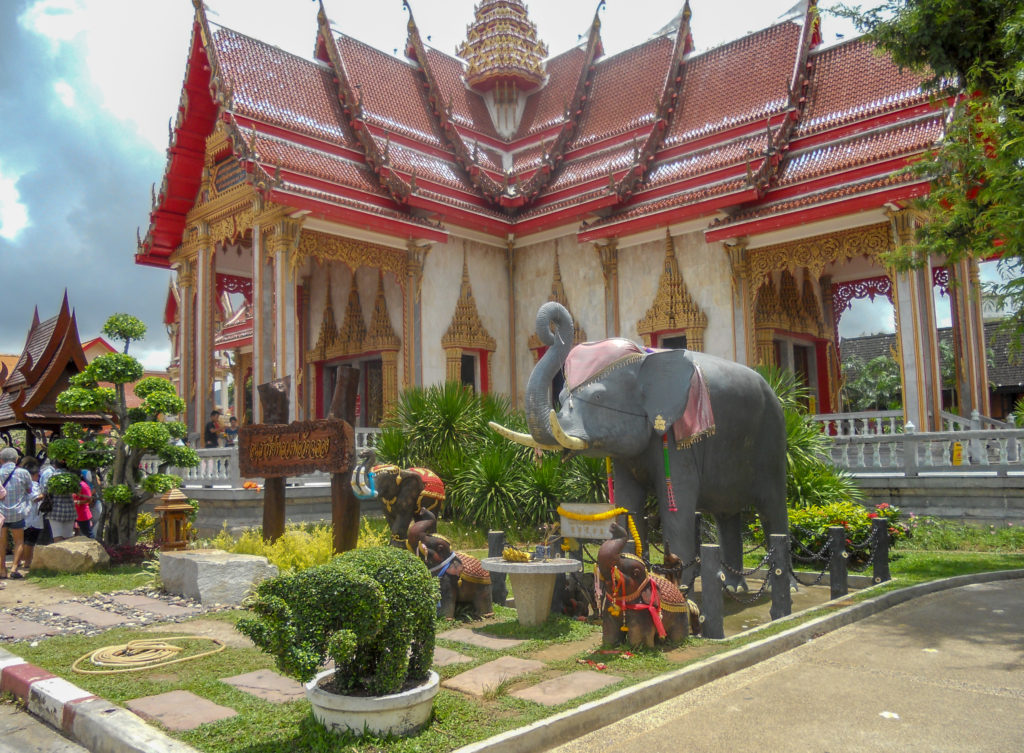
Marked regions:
[238,419,354,478]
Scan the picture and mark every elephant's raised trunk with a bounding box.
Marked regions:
[525,302,574,446]
[549,410,588,450]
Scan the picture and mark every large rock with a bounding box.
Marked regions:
[159,549,278,605]
[33,537,111,573]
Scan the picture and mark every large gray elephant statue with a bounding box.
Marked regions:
[491,301,788,592]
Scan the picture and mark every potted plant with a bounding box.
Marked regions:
[237,546,440,737]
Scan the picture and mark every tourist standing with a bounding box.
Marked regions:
[0,447,32,579]
[18,457,42,574]
[224,416,239,447]
[44,461,76,542]
[204,410,222,448]
[73,471,94,539]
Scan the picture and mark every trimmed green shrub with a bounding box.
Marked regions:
[749,501,911,566]
[46,472,81,495]
[237,546,438,696]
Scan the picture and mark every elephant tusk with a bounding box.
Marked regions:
[488,421,561,452]
[549,410,588,451]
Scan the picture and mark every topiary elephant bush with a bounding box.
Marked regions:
[236,546,439,696]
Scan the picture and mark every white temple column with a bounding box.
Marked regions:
[948,257,991,418]
[194,235,215,430]
[890,210,943,431]
[175,261,196,434]
[251,223,274,421]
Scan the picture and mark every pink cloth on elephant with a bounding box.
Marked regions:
[563,339,644,390]
[673,363,715,448]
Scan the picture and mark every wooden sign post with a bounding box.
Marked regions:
[239,377,357,552]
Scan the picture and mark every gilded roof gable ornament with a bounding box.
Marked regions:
[637,230,707,350]
[442,252,496,352]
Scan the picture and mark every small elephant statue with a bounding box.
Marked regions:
[351,449,445,548]
[407,511,493,620]
[597,525,700,648]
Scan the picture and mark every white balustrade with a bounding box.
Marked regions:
[825,427,1024,476]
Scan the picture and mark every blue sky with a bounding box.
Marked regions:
[0,1,886,368]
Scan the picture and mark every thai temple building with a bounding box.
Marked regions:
[137,0,991,435]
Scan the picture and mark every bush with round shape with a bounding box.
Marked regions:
[236,546,438,697]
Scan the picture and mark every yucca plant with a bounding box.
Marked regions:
[755,365,862,510]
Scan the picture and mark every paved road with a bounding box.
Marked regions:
[0,703,87,753]
[549,580,1024,753]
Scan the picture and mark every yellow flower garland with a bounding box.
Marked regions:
[556,505,628,521]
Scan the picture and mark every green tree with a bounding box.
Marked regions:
[842,353,903,411]
[837,0,1024,330]
[50,314,198,545]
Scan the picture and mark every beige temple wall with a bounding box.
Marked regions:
[617,230,735,359]
[419,238,511,393]
[512,235,607,404]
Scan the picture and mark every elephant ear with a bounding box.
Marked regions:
[639,349,695,436]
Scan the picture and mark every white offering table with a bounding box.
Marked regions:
[480,557,583,627]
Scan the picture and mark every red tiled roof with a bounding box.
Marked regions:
[334,34,448,150]
[798,38,932,137]
[645,132,768,188]
[241,128,383,196]
[213,26,359,148]
[544,141,636,193]
[516,47,587,139]
[581,176,749,229]
[421,46,500,141]
[712,171,921,229]
[569,36,675,150]
[778,115,944,187]
[665,22,800,147]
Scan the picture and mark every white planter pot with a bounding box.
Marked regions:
[305,669,439,737]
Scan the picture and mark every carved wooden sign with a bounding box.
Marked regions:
[238,419,354,478]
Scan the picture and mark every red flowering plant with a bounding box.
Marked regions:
[749,501,910,568]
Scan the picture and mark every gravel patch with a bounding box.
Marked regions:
[0,587,234,643]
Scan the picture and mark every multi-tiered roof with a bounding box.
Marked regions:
[138,0,941,267]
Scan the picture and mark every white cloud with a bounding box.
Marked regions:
[18,0,83,49]
[53,79,76,108]
[0,161,30,241]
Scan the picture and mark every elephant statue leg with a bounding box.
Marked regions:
[715,512,749,593]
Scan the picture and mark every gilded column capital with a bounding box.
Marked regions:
[406,240,431,277]
[594,239,618,282]
[176,261,196,290]
[885,207,923,247]
[268,217,303,257]
[724,238,749,284]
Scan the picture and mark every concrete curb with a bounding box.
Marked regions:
[452,568,1024,753]
[0,649,200,753]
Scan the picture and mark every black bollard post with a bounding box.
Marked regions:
[872,518,891,584]
[769,533,792,620]
[700,543,725,639]
[488,530,508,607]
[828,526,848,600]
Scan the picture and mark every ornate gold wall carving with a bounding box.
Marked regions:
[441,258,496,353]
[746,222,893,287]
[295,230,407,281]
[637,230,707,351]
[337,285,368,356]
[365,273,401,353]
[528,249,587,352]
